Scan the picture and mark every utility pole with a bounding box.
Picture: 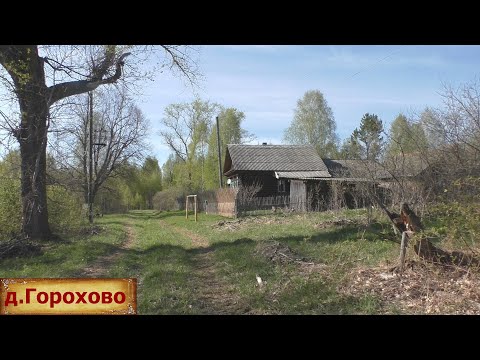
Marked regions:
[88,91,94,224]
[216,116,223,188]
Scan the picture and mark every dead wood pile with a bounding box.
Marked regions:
[0,237,42,260]
[255,240,314,265]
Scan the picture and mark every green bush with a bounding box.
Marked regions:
[153,188,183,211]
[423,201,480,250]
[0,178,21,240]
[47,185,86,234]
[0,178,86,240]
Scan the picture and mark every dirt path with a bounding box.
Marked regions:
[80,222,136,278]
[159,219,246,314]
[161,220,209,248]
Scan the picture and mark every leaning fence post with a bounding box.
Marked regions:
[399,231,410,273]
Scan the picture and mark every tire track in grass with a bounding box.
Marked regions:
[80,221,136,278]
[159,219,246,314]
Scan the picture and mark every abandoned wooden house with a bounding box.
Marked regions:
[322,159,393,208]
[222,144,416,213]
[324,155,442,208]
[223,144,333,212]
[376,154,436,205]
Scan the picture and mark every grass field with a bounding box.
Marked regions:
[1,206,479,314]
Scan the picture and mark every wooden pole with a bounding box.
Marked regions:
[186,197,188,219]
[216,116,223,188]
[194,195,197,222]
[88,91,94,225]
[399,231,411,274]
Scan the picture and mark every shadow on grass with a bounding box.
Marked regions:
[4,225,387,313]
[309,222,386,244]
[12,219,388,272]
[28,221,388,269]
[93,220,127,227]
[115,236,383,314]
[104,210,229,223]
[127,211,163,220]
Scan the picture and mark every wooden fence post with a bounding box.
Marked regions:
[399,231,413,273]
[185,195,198,222]
[194,195,197,222]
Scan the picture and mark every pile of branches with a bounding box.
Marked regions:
[0,237,42,260]
[212,216,291,231]
[211,219,244,231]
[255,240,313,265]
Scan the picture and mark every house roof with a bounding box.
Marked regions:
[323,159,393,180]
[223,144,331,177]
[275,171,331,179]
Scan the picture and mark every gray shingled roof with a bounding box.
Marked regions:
[323,159,393,180]
[275,171,331,179]
[225,144,330,175]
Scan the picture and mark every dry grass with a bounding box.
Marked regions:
[340,259,480,314]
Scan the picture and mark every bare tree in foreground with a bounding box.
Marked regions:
[50,87,149,219]
[0,45,198,239]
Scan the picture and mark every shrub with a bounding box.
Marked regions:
[47,185,86,234]
[0,178,86,239]
[152,188,184,211]
[0,178,21,240]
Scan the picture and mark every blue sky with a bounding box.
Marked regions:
[139,45,480,167]
[2,45,478,165]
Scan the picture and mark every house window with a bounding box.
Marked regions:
[278,179,286,193]
[229,176,240,188]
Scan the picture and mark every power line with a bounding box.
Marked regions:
[350,48,401,79]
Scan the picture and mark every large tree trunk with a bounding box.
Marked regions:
[15,48,51,240]
[19,108,51,239]
[0,45,131,240]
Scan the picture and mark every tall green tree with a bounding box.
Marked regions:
[159,99,220,192]
[283,90,339,157]
[139,156,162,209]
[0,45,198,240]
[162,154,177,188]
[339,138,362,159]
[350,113,384,161]
[205,107,254,189]
[386,113,428,157]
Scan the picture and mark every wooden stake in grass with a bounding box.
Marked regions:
[399,230,413,273]
[186,195,198,222]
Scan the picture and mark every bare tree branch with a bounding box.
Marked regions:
[47,52,131,105]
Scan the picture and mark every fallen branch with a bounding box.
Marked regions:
[373,201,480,271]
